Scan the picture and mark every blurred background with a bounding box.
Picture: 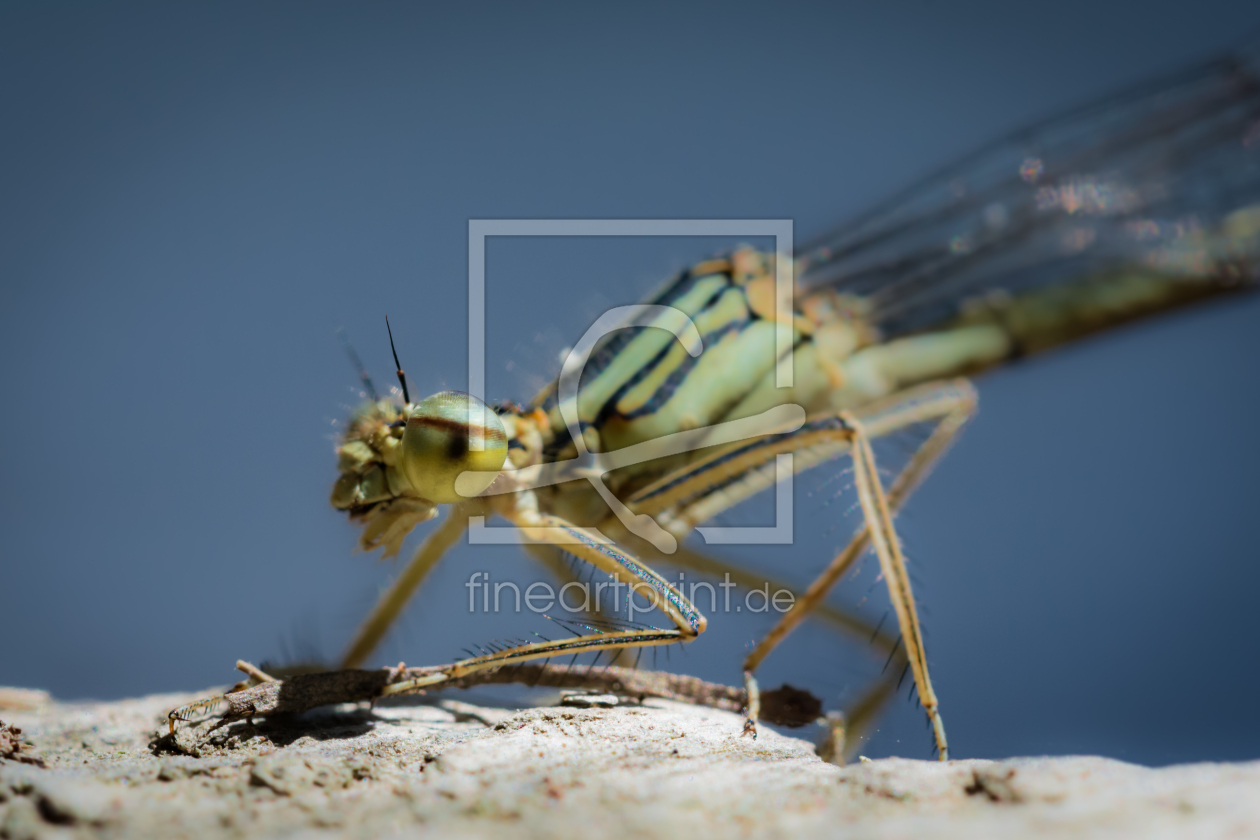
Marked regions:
[3,1,1259,765]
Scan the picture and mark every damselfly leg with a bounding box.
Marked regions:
[340,505,473,669]
[380,508,707,695]
[622,379,977,759]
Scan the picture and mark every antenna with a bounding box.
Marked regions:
[336,328,379,402]
[385,316,411,404]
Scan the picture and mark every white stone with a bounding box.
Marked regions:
[1,688,1257,839]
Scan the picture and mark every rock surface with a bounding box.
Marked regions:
[1,686,1257,839]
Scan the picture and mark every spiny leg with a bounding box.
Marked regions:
[636,541,901,661]
[743,383,973,677]
[754,387,974,759]
[339,504,473,669]
[630,539,917,761]
[649,548,904,755]
[341,491,619,671]
[628,379,975,759]
[522,541,638,667]
[848,419,942,754]
[816,659,906,765]
[529,524,901,671]
[381,509,706,696]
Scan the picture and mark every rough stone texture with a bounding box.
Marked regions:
[2,687,1258,839]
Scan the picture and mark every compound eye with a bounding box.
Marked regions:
[400,391,508,504]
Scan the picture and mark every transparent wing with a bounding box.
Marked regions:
[798,37,1260,339]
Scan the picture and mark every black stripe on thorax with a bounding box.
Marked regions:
[532,265,714,414]
[608,317,751,423]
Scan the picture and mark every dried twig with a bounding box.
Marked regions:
[166,662,821,753]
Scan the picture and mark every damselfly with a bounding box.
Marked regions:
[328,40,1260,761]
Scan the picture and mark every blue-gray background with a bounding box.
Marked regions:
[3,1,1259,765]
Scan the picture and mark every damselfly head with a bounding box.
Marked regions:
[401,390,508,504]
